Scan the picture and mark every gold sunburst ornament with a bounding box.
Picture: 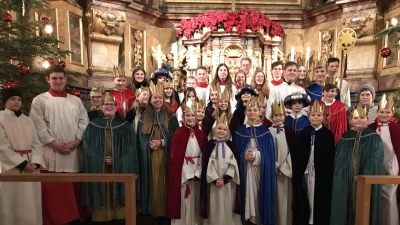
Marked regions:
[338,28,357,49]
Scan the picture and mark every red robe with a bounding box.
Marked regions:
[165,101,180,113]
[262,117,273,128]
[369,118,400,197]
[318,100,347,145]
[167,125,208,219]
[109,88,135,119]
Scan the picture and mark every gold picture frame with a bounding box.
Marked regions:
[383,20,399,68]
[129,24,146,70]
[34,9,59,43]
[67,10,84,66]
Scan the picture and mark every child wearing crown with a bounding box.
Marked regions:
[284,92,310,136]
[204,83,219,127]
[368,94,400,225]
[305,64,341,104]
[167,99,208,225]
[268,100,296,225]
[82,92,137,224]
[200,112,241,225]
[293,101,335,225]
[331,104,383,225]
[234,84,259,125]
[88,83,105,121]
[163,80,180,113]
[125,86,150,132]
[257,93,273,128]
[234,98,276,225]
[110,66,136,119]
[203,88,240,140]
[318,82,347,144]
[196,100,206,130]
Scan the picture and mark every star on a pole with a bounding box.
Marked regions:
[338,28,357,49]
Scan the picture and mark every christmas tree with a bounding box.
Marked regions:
[0,0,85,112]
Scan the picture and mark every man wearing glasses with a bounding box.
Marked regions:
[88,83,104,121]
[240,57,253,84]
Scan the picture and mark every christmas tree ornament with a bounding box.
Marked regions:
[58,60,66,68]
[2,12,12,22]
[380,47,391,58]
[47,57,55,65]
[70,89,80,97]
[42,61,50,69]
[41,16,49,24]
[5,80,18,88]
[16,63,30,75]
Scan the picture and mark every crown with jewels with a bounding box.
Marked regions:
[218,88,230,100]
[309,101,324,113]
[149,81,164,95]
[112,65,126,79]
[91,83,104,93]
[351,104,368,117]
[183,99,196,113]
[271,100,285,115]
[324,75,338,86]
[216,112,228,125]
[246,97,259,108]
[136,85,149,97]
[195,100,206,110]
[378,93,395,110]
[103,92,116,104]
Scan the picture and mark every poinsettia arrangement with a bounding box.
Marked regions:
[176,8,285,38]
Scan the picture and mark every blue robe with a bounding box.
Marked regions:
[306,83,341,103]
[234,125,276,225]
[284,114,310,136]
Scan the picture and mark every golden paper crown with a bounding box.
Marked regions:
[136,85,149,97]
[324,75,338,86]
[378,93,395,110]
[314,59,325,69]
[246,97,259,108]
[257,92,266,106]
[149,82,164,95]
[309,101,324,113]
[91,83,104,93]
[112,65,126,79]
[216,112,228,125]
[218,89,230,100]
[183,99,196,113]
[271,101,285,115]
[163,79,175,90]
[351,104,368,117]
[103,92,116,104]
[195,100,206,110]
[210,83,218,92]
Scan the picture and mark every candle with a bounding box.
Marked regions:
[273,47,278,62]
[189,46,195,69]
[290,46,295,61]
[172,42,178,68]
[157,44,162,68]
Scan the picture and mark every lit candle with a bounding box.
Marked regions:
[172,42,178,68]
[273,47,278,62]
[306,47,310,62]
[290,46,295,61]
[157,44,162,68]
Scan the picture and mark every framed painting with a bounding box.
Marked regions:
[67,11,84,66]
[34,9,59,41]
[383,20,399,68]
[129,25,146,70]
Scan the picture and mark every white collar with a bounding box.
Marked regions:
[290,112,303,119]
[245,122,262,128]
[323,99,335,106]
[312,124,323,131]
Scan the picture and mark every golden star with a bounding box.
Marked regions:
[339,29,357,48]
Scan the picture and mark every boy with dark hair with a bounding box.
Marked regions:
[284,93,310,135]
[269,61,284,87]
[306,64,340,104]
[326,57,351,108]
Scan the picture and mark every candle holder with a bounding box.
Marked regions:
[187,68,196,77]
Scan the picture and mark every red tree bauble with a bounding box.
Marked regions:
[5,80,18,89]
[2,12,12,22]
[47,57,55,65]
[58,61,66,68]
[16,63,30,75]
[380,47,392,58]
[41,17,49,25]
[70,90,80,97]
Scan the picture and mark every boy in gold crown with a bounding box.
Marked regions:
[200,112,241,225]
[109,66,136,119]
[268,100,296,225]
[293,100,335,225]
[369,94,400,225]
[331,104,383,225]
[167,99,207,225]
[196,100,206,130]
[82,92,137,224]
[88,83,105,121]
[234,97,276,225]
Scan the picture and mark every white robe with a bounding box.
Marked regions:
[378,124,399,225]
[29,92,89,172]
[0,109,45,225]
[204,140,241,225]
[176,106,183,127]
[205,84,237,111]
[172,136,202,225]
[266,82,307,119]
[333,76,351,109]
[196,86,208,103]
[269,125,293,225]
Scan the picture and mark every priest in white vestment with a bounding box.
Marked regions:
[0,88,45,225]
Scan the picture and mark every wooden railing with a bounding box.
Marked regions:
[356,175,400,225]
[0,173,137,225]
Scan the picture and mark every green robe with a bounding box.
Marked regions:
[330,128,383,225]
[82,117,138,207]
[137,111,179,215]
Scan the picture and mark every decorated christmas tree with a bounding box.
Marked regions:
[0,0,85,111]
